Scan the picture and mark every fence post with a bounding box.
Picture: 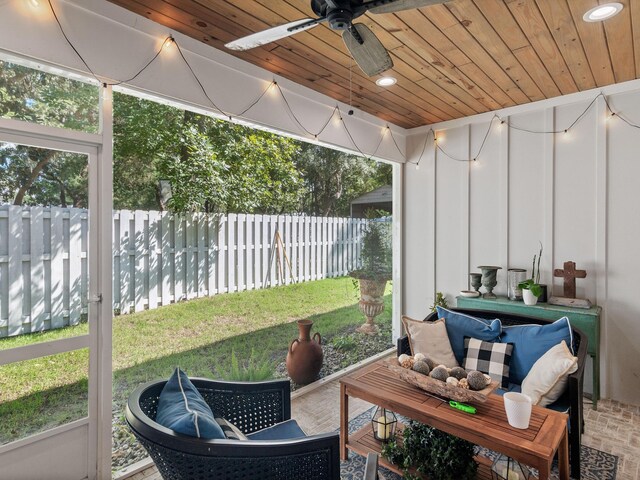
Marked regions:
[69,208,83,324]
[30,206,45,332]
[148,210,160,310]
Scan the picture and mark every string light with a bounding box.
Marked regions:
[31,0,640,165]
[162,36,175,51]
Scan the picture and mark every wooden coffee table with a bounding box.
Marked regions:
[340,360,569,480]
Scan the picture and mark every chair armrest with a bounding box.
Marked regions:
[130,425,340,479]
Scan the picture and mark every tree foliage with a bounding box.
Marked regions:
[1,60,391,215]
[295,144,392,216]
[0,60,97,206]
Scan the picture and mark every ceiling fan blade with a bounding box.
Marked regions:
[367,0,448,15]
[225,18,322,51]
[342,24,394,77]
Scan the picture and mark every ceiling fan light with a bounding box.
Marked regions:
[583,3,623,22]
[376,76,397,87]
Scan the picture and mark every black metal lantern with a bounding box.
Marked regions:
[371,406,397,442]
[491,454,535,480]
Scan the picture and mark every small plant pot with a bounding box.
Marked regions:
[522,289,539,306]
[504,392,532,429]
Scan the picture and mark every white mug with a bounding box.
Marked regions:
[503,392,532,429]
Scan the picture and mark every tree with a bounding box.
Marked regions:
[0,60,98,206]
[112,93,183,210]
[1,60,392,215]
[295,143,392,216]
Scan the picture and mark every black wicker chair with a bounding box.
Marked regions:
[397,308,588,480]
[126,377,340,480]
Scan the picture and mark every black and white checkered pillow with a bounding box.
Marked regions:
[215,417,247,440]
[463,336,513,389]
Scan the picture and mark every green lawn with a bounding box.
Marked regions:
[0,277,391,445]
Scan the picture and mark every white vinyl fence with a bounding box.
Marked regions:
[0,205,367,337]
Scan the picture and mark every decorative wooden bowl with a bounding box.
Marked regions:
[383,358,499,404]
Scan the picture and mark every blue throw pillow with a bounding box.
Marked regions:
[155,368,225,439]
[500,316,574,385]
[436,306,502,365]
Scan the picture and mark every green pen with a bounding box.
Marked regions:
[449,401,476,414]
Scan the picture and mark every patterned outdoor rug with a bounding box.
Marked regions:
[340,408,618,480]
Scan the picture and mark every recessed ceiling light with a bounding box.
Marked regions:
[376,76,397,87]
[583,3,623,22]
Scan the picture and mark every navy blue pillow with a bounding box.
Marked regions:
[436,306,502,365]
[500,316,573,385]
[155,368,224,439]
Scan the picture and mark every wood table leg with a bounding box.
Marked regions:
[558,428,570,480]
[340,382,348,460]
[538,460,550,480]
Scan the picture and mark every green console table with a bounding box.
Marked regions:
[456,295,601,409]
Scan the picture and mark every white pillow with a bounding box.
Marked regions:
[402,316,459,368]
[521,340,578,407]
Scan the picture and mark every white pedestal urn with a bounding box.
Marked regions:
[355,278,387,335]
[522,288,539,306]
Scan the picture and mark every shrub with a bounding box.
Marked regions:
[214,349,275,382]
[381,421,477,480]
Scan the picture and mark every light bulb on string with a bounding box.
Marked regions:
[162,36,175,51]
[267,80,279,97]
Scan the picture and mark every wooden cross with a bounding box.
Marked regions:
[553,261,587,299]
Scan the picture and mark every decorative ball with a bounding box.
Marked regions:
[414,353,426,363]
[483,374,492,384]
[458,378,470,389]
[398,354,410,365]
[430,366,449,382]
[446,376,459,387]
[467,370,488,391]
[412,360,431,375]
[401,357,415,369]
[423,356,438,371]
[449,367,468,380]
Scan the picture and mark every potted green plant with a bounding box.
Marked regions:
[518,244,543,306]
[349,209,392,334]
[381,421,477,480]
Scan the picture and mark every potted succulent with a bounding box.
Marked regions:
[518,244,543,306]
[349,210,392,334]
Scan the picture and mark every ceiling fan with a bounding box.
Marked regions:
[225,0,448,77]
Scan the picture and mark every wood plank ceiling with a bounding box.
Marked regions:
[106,0,639,129]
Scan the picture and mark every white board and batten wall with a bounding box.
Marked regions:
[403,81,640,406]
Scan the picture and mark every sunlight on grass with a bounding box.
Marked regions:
[0,277,391,444]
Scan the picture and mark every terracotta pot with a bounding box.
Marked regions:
[286,319,323,385]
